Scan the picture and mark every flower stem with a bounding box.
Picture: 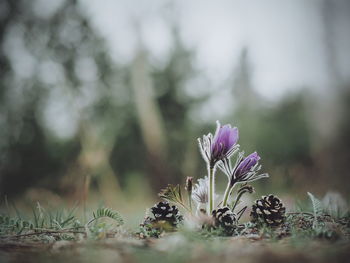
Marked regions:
[231,187,245,212]
[222,182,232,207]
[208,165,214,215]
[188,192,192,214]
[196,203,201,216]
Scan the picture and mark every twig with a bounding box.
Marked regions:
[0,229,86,239]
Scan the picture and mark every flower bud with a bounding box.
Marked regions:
[235,152,260,180]
[185,177,193,192]
[211,123,239,165]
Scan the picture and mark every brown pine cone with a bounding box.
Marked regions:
[212,206,237,233]
[251,195,286,226]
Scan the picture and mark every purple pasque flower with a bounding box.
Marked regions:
[198,121,239,167]
[220,151,268,187]
[211,124,239,161]
[235,152,260,179]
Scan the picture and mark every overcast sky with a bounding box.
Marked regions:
[80,0,350,101]
[3,0,349,140]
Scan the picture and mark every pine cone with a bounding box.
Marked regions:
[141,201,183,229]
[250,195,286,226]
[212,206,237,231]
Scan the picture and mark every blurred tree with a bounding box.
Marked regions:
[254,95,312,168]
[110,27,200,192]
[153,28,199,183]
[0,0,84,196]
[130,46,169,191]
[332,88,350,193]
[0,0,129,203]
[231,48,312,190]
[231,48,261,154]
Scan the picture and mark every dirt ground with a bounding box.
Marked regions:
[0,234,349,263]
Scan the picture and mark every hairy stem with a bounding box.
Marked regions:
[208,165,215,215]
[187,187,193,214]
[196,203,201,215]
[222,182,233,207]
[231,187,245,212]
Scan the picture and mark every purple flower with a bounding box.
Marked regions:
[223,151,268,186]
[234,152,260,179]
[211,124,239,162]
[198,121,239,167]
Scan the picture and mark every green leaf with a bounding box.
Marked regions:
[307,192,323,228]
[158,184,190,212]
[90,208,124,226]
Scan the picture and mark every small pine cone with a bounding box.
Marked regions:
[212,206,237,230]
[150,201,183,227]
[251,195,286,226]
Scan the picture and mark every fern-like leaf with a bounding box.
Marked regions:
[88,208,124,226]
[307,192,323,228]
[158,184,190,212]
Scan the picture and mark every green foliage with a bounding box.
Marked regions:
[231,184,254,213]
[1,204,81,232]
[307,192,324,228]
[199,226,234,238]
[0,205,84,242]
[286,213,345,242]
[85,207,124,239]
[322,192,349,219]
[0,215,34,235]
[0,205,124,241]
[138,225,162,238]
[87,221,118,240]
[158,184,189,211]
[90,207,124,227]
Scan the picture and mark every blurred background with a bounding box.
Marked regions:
[0,0,349,223]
